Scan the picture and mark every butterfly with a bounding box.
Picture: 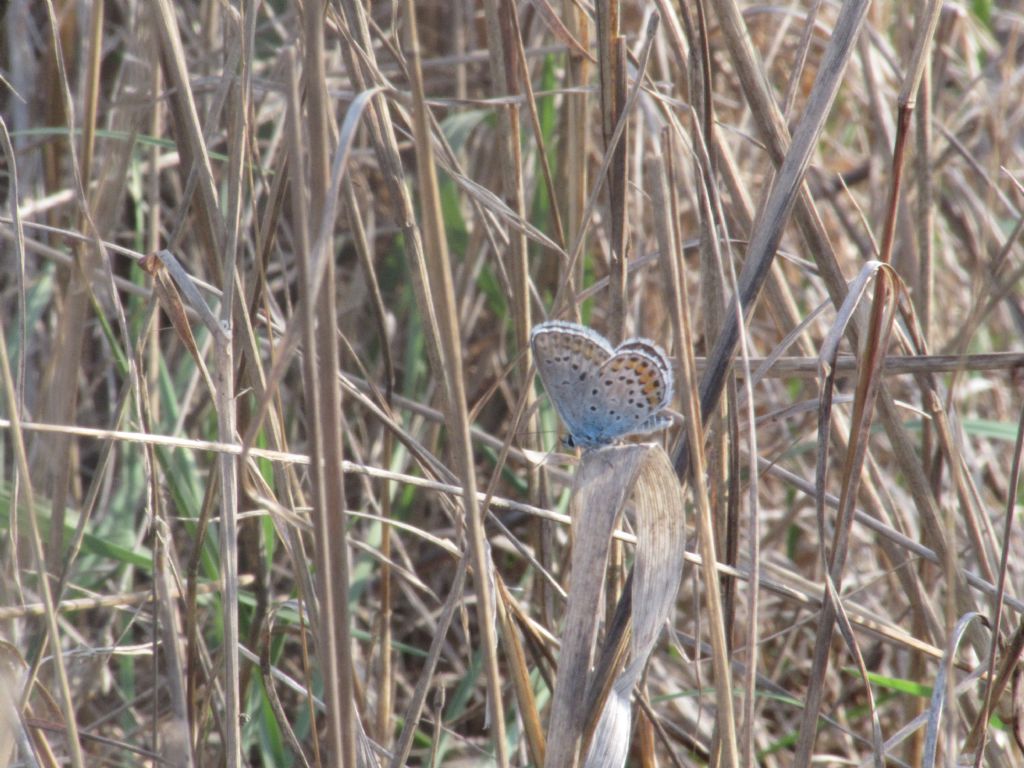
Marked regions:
[529,320,674,449]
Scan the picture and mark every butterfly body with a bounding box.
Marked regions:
[529,321,674,449]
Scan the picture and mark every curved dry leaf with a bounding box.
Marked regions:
[544,444,685,768]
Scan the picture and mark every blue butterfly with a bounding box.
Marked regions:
[530,321,674,449]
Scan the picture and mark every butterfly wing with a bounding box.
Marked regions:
[530,321,614,447]
[589,338,674,443]
[611,338,673,410]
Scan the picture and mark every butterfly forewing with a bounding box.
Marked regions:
[530,322,613,444]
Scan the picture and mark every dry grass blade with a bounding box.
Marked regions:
[650,125,738,766]
[965,394,1024,760]
[496,578,547,766]
[404,1,508,763]
[153,520,194,768]
[682,0,872,438]
[0,119,26,395]
[150,0,224,274]
[287,18,361,759]
[798,263,903,765]
[875,0,943,267]
[923,612,991,767]
[388,560,468,768]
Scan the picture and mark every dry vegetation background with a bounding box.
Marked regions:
[2,0,1024,766]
